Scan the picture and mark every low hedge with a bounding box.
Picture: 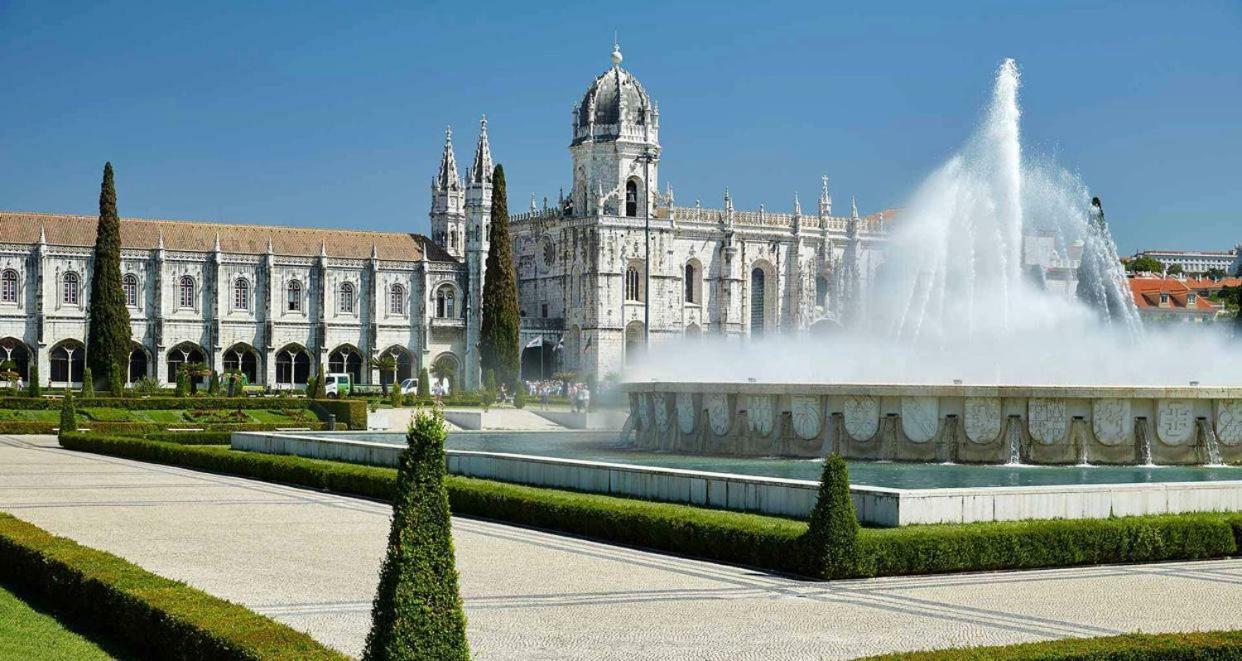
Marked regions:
[142,430,234,445]
[0,421,326,435]
[0,513,347,660]
[57,432,1242,579]
[309,398,368,430]
[0,396,314,411]
[864,630,1242,660]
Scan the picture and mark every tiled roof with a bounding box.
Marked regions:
[0,211,436,262]
[1129,277,1220,311]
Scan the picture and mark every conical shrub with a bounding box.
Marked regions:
[59,390,77,433]
[799,454,860,579]
[362,409,469,661]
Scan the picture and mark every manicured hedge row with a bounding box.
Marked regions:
[863,630,1242,660]
[0,396,315,411]
[58,432,1242,579]
[0,513,347,660]
[0,421,326,435]
[309,399,368,430]
[142,430,234,445]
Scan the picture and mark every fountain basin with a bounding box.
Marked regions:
[621,383,1242,466]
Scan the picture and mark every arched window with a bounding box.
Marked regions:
[684,261,701,305]
[178,275,195,308]
[122,274,138,307]
[750,267,766,335]
[50,341,85,383]
[275,345,310,386]
[389,283,406,315]
[339,282,355,313]
[166,343,206,387]
[625,179,639,217]
[0,338,31,381]
[328,345,363,383]
[435,285,456,318]
[1,270,17,303]
[815,275,829,308]
[624,321,644,365]
[127,345,148,383]
[233,278,250,310]
[286,280,302,312]
[223,343,259,384]
[625,265,642,302]
[63,272,80,305]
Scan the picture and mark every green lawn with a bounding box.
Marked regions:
[0,585,118,660]
[0,410,60,422]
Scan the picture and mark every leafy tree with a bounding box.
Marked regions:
[108,363,123,397]
[479,164,520,389]
[1167,264,1184,276]
[1205,268,1226,281]
[483,369,496,395]
[1125,256,1164,274]
[389,382,403,408]
[208,370,220,396]
[373,355,397,396]
[417,368,431,398]
[362,409,470,661]
[175,366,190,398]
[86,163,132,389]
[513,383,526,409]
[59,390,77,433]
[798,454,859,579]
[27,365,40,398]
[184,362,209,395]
[81,368,95,399]
[312,361,326,398]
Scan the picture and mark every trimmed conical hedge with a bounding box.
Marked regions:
[86,163,132,388]
[799,454,859,579]
[362,409,469,660]
[59,390,77,433]
[479,164,520,389]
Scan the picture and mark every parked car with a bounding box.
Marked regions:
[399,378,418,395]
[323,373,352,398]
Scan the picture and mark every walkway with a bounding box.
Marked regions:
[2,435,1239,659]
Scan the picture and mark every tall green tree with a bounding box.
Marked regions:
[479,164,520,389]
[362,409,469,661]
[798,454,860,579]
[86,163,131,387]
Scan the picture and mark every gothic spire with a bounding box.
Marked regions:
[793,192,802,217]
[850,195,859,220]
[819,175,832,217]
[467,115,493,186]
[433,126,461,192]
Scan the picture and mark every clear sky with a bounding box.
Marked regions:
[1,1,1238,254]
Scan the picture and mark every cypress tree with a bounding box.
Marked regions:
[312,361,326,399]
[27,365,40,398]
[798,454,860,579]
[175,366,189,398]
[86,162,132,388]
[59,390,77,433]
[81,368,94,399]
[479,164,520,389]
[362,409,469,661]
[417,368,431,398]
[108,363,123,396]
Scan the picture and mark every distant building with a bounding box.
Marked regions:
[1129,277,1227,323]
[1134,247,1240,275]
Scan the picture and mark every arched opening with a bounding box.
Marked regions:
[750,267,767,335]
[233,278,250,311]
[624,262,643,302]
[378,346,413,388]
[431,353,460,394]
[122,274,139,307]
[435,284,457,318]
[815,275,829,309]
[338,283,355,313]
[49,339,85,384]
[286,280,303,312]
[167,342,207,387]
[625,179,639,217]
[127,343,149,383]
[0,338,31,381]
[275,344,310,387]
[520,338,556,382]
[684,260,701,305]
[328,345,363,384]
[62,272,80,305]
[178,275,195,308]
[223,343,259,385]
[1,270,19,304]
[624,321,645,366]
[685,323,701,340]
[389,283,406,315]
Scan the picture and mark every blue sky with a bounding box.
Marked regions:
[1,1,1238,254]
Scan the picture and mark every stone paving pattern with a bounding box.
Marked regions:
[2,435,1240,660]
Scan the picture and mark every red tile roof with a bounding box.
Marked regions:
[1129,277,1221,311]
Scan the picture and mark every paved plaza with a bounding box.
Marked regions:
[2,435,1240,660]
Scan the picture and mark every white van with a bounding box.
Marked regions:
[324,373,352,398]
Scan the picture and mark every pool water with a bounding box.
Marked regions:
[323,431,1242,490]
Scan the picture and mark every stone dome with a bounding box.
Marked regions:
[573,47,657,143]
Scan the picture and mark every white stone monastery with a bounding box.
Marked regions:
[0,44,890,390]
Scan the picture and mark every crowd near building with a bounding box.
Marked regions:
[0,44,890,390]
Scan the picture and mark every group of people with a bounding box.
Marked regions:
[520,379,591,412]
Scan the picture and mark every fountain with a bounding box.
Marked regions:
[625,59,1242,468]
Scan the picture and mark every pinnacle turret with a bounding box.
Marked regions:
[433,126,462,194]
[467,116,493,186]
[819,175,832,217]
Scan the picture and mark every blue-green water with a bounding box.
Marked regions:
[321,431,1242,490]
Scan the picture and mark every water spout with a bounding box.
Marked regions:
[1135,417,1154,466]
[1197,417,1223,466]
[1005,414,1023,465]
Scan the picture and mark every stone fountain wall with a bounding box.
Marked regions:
[624,384,1242,466]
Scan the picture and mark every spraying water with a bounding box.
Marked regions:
[631,59,1239,386]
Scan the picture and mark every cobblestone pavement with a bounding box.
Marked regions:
[2,435,1240,660]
